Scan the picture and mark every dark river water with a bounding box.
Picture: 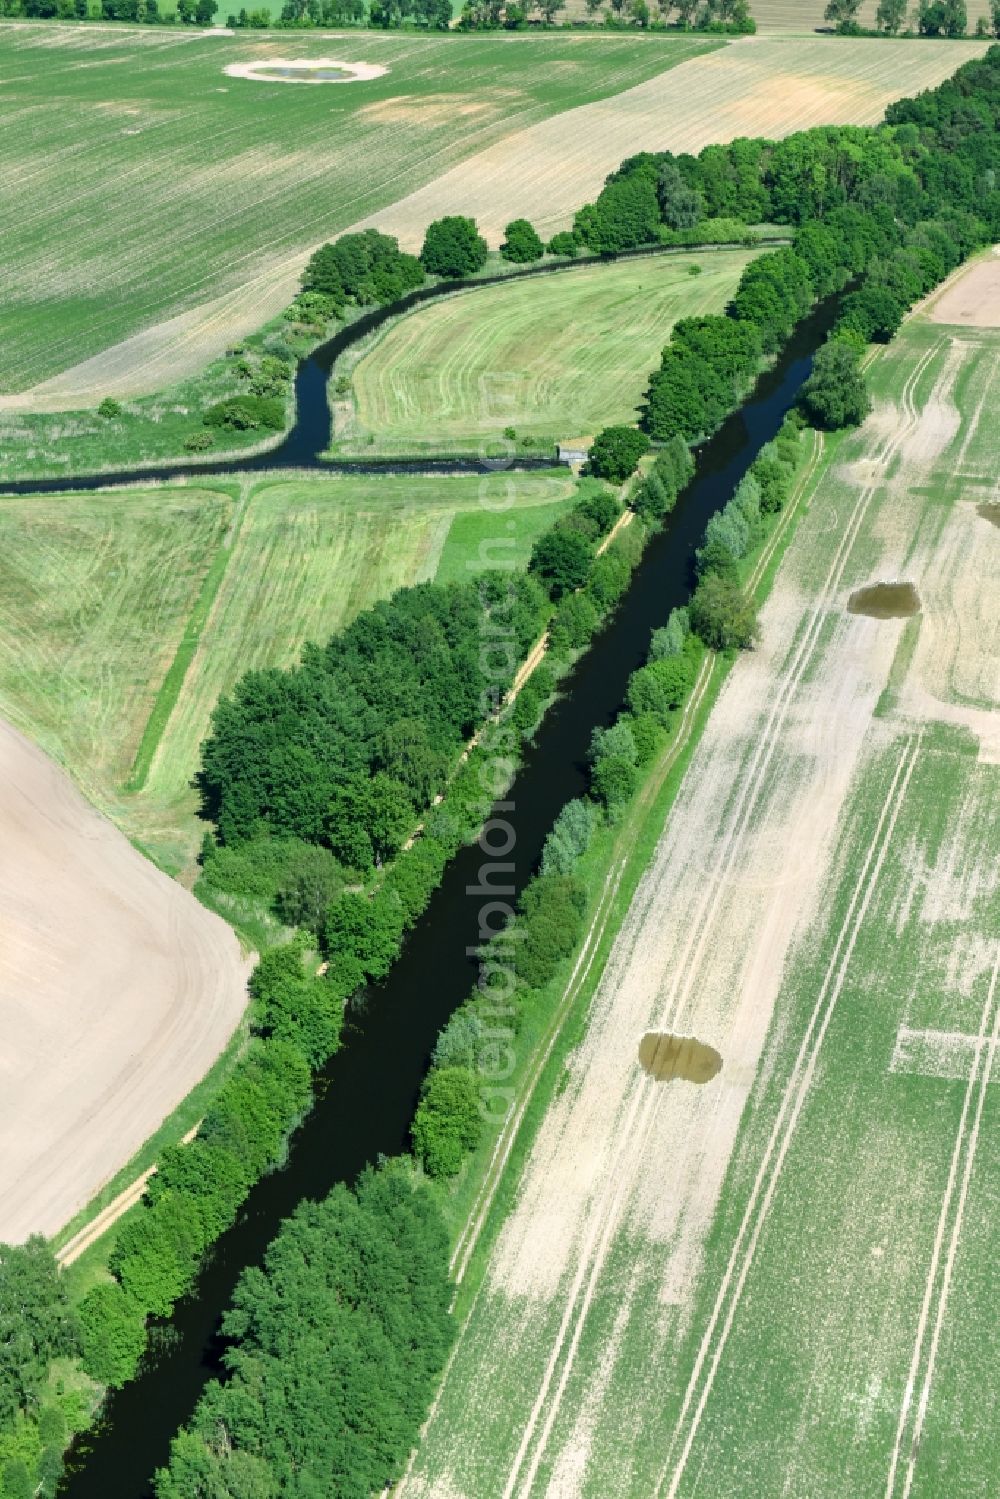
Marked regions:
[51,286,837,1497]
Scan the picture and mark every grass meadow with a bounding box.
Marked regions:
[0,24,712,395]
[336,248,761,456]
[0,470,575,873]
[402,313,1000,1497]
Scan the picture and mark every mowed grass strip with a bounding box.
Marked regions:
[0,471,575,873]
[341,250,760,455]
[0,25,711,394]
[0,484,231,806]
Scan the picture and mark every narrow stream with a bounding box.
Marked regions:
[2,243,785,499]
[55,293,839,1497]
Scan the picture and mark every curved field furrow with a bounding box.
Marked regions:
[0,714,249,1244]
[341,249,760,455]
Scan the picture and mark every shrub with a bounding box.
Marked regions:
[529,528,593,599]
[77,1284,147,1388]
[540,797,598,875]
[203,395,284,432]
[273,843,347,935]
[649,606,689,660]
[420,215,489,278]
[500,218,544,263]
[432,1008,485,1071]
[549,590,599,652]
[547,231,578,258]
[587,425,650,483]
[689,574,759,651]
[511,873,586,988]
[626,652,696,721]
[183,429,214,453]
[97,397,122,418]
[591,753,638,817]
[800,339,871,430]
[412,1067,482,1177]
[586,551,631,612]
[322,889,405,983]
[589,719,637,766]
[248,943,342,1067]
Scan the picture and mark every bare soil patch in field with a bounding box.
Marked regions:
[0,717,249,1244]
[927,251,1000,327]
[223,57,388,83]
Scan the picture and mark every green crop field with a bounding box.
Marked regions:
[0,23,714,396]
[0,469,574,872]
[401,306,1000,1497]
[336,248,761,455]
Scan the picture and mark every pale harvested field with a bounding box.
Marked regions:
[405,266,1000,1496]
[9,33,985,411]
[350,36,986,250]
[0,715,249,1244]
[0,24,708,408]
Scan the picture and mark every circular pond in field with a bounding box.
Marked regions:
[224,57,388,84]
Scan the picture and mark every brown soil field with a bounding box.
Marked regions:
[0,716,249,1244]
[927,247,1000,327]
[11,35,984,410]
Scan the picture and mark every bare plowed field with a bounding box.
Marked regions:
[0,716,249,1244]
[404,263,1000,1496]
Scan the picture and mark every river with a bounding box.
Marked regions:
[54,290,838,1497]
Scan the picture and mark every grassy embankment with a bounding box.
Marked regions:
[404,316,1000,1498]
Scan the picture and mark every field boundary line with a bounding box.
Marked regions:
[888,946,1000,1499]
[658,733,922,1499]
[125,485,249,791]
[501,383,920,1495]
[745,427,824,597]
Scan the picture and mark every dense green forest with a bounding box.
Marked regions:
[0,1240,81,1499]
[153,1164,453,1499]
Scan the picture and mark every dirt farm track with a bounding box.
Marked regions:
[0,716,249,1244]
